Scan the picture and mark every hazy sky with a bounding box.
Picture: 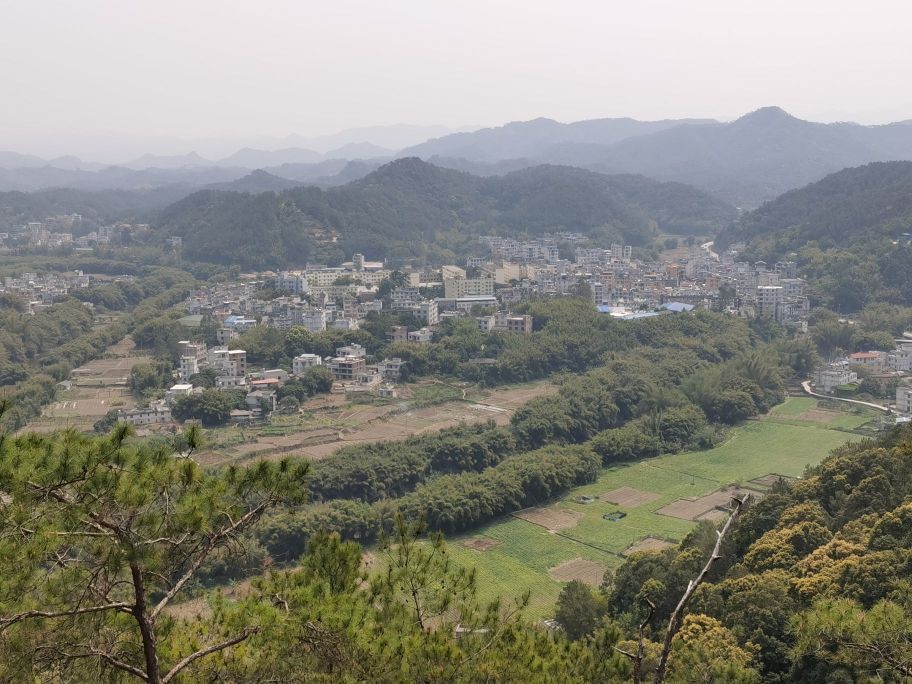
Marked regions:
[2,0,912,158]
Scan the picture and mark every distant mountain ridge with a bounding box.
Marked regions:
[9,108,912,204]
[401,108,912,207]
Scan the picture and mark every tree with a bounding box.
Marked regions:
[171,389,244,427]
[300,531,363,595]
[371,516,475,631]
[792,593,912,680]
[0,418,309,683]
[555,580,604,640]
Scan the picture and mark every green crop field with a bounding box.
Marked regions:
[448,398,872,619]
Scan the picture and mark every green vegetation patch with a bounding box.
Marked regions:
[451,401,862,618]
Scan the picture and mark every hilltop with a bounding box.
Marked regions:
[154,158,736,269]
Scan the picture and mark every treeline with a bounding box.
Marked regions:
[257,443,600,561]
[233,299,762,391]
[254,319,800,563]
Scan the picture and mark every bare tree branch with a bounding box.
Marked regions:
[653,494,749,684]
[161,628,257,683]
[0,603,132,634]
[149,499,272,621]
[55,647,150,682]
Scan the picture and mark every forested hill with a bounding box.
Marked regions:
[717,161,912,310]
[154,158,736,268]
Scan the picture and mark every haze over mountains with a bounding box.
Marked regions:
[6,107,912,209]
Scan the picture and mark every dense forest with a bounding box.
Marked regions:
[715,161,912,311]
[154,159,735,268]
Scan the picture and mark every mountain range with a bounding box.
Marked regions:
[7,107,912,210]
[405,108,912,207]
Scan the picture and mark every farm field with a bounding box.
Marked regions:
[195,379,559,466]
[21,336,149,434]
[448,398,871,619]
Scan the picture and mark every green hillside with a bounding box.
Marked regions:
[717,161,912,310]
[154,159,736,268]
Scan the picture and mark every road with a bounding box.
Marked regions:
[801,380,893,414]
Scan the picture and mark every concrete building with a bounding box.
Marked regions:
[179,355,199,382]
[336,343,366,358]
[275,271,309,294]
[326,356,366,381]
[443,276,495,299]
[848,351,884,371]
[498,314,533,334]
[813,367,858,395]
[408,328,433,343]
[756,285,784,320]
[476,315,496,333]
[388,325,409,343]
[292,353,322,375]
[118,406,172,426]
[377,357,405,380]
[165,383,195,405]
[897,385,912,415]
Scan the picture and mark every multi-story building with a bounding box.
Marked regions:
[388,325,409,343]
[275,271,309,294]
[292,353,322,375]
[756,285,784,320]
[179,355,199,382]
[897,385,912,415]
[326,356,366,381]
[496,313,533,334]
[813,367,858,395]
[117,406,172,426]
[443,277,495,299]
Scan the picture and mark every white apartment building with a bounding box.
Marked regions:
[300,308,327,332]
[179,355,199,382]
[813,367,858,395]
[275,271,309,294]
[897,386,912,415]
[292,353,322,375]
[443,277,495,299]
[756,285,784,320]
[118,406,172,426]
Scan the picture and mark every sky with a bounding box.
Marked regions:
[2,0,912,160]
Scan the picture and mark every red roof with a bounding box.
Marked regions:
[850,352,880,359]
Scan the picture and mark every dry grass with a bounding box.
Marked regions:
[515,506,583,532]
[622,537,676,556]
[601,486,662,508]
[656,487,755,521]
[547,558,608,586]
[461,537,503,552]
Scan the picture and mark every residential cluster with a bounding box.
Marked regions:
[0,215,149,249]
[0,270,133,312]
[810,339,912,418]
[180,252,535,347]
[467,236,810,326]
